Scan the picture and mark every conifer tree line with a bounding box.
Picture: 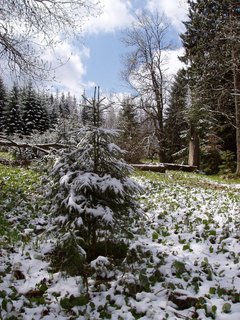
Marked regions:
[0,77,78,136]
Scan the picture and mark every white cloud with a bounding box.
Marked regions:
[2,1,187,98]
[83,0,133,34]
[163,47,185,76]
[1,31,94,98]
[41,0,135,96]
[44,43,185,101]
[42,41,94,98]
[147,0,188,32]
[83,0,189,35]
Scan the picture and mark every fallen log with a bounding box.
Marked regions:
[132,164,166,173]
[0,140,70,153]
[163,163,198,172]
[0,135,72,155]
[132,163,197,173]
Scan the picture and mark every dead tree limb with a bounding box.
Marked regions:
[0,135,72,154]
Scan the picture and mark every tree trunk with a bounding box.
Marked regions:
[157,123,166,163]
[188,125,200,168]
[151,67,166,163]
[232,40,240,176]
[230,3,240,176]
[158,147,165,163]
[235,94,240,176]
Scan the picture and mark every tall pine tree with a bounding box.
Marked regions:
[4,84,23,135]
[0,77,6,132]
[164,69,188,163]
[117,97,143,163]
[180,0,238,172]
[21,83,49,135]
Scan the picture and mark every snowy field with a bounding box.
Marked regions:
[0,167,239,319]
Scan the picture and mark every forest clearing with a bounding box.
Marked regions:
[1,1,240,318]
[0,154,239,320]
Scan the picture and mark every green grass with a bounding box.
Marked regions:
[0,160,238,246]
[0,215,20,245]
[206,173,240,184]
[0,151,15,160]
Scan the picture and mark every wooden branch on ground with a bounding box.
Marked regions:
[0,135,72,154]
[163,163,198,172]
[132,164,166,173]
[132,163,198,173]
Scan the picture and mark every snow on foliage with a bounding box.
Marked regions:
[0,164,240,319]
[46,94,143,269]
[48,129,142,227]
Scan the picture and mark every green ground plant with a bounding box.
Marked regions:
[0,163,40,244]
[0,155,239,319]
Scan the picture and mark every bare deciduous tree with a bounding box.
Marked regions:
[0,0,99,80]
[121,10,172,162]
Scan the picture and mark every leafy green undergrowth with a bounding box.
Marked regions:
[0,151,15,160]
[0,164,39,202]
[0,163,42,244]
[133,171,240,318]
[0,167,239,319]
[134,169,240,188]
[206,174,240,185]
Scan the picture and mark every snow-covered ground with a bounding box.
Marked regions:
[0,171,239,319]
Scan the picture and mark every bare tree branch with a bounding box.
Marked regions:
[0,0,100,80]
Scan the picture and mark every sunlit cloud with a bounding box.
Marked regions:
[46,0,135,97]
[42,41,94,98]
[83,0,134,34]
[47,1,187,97]
[1,0,188,98]
[146,0,188,32]
[163,47,185,77]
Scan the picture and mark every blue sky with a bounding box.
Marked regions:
[48,0,188,98]
[83,33,126,93]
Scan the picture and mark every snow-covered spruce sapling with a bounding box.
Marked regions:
[47,87,142,274]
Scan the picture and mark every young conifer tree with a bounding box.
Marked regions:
[48,87,142,272]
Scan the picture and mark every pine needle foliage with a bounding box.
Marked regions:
[47,87,142,273]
